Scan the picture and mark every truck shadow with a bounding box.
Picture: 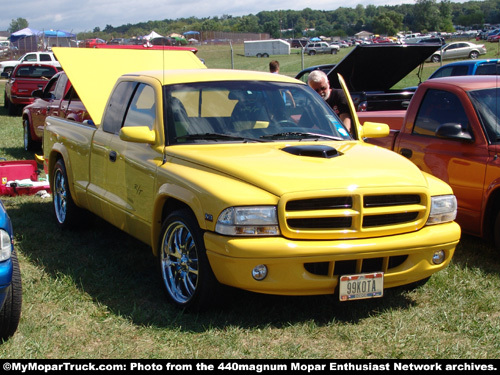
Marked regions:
[7,198,498,332]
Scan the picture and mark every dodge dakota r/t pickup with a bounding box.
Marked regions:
[43,48,460,311]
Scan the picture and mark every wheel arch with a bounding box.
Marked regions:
[47,148,77,202]
[151,186,206,257]
[483,184,500,241]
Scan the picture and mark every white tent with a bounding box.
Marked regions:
[144,31,163,40]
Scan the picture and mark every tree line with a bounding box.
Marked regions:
[9,0,500,41]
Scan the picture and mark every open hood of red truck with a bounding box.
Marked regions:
[328,44,441,91]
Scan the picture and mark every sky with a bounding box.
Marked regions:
[2,0,467,34]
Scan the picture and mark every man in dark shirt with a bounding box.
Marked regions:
[307,70,352,133]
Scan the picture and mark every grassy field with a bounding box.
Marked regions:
[0,43,499,359]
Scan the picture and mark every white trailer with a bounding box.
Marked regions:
[244,39,291,57]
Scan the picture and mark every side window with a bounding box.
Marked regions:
[39,54,51,62]
[123,84,156,130]
[22,53,36,62]
[476,64,499,75]
[101,81,137,134]
[43,77,59,99]
[53,74,68,100]
[413,89,469,137]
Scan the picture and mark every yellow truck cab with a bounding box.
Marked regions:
[43,48,460,311]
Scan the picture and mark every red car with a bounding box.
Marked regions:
[2,63,61,116]
[82,38,107,48]
[22,71,90,150]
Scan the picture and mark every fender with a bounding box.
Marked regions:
[151,182,204,256]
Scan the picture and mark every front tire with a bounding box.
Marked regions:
[0,250,22,341]
[158,209,218,311]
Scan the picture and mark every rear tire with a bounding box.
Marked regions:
[52,159,81,229]
[431,54,441,63]
[23,118,37,151]
[493,210,500,256]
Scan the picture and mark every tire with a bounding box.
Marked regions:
[23,118,36,151]
[263,53,269,58]
[0,250,23,341]
[469,51,479,59]
[158,209,219,311]
[52,159,80,229]
[256,53,262,58]
[3,91,7,108]
[431,54,441,63]
[493,210,500,255]
[331,49,338,54]
[6,97,18,116]
[309,50,316,56]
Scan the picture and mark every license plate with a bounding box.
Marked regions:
[339,272,384,301]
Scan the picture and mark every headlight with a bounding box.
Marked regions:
[426,195,457,225]
[215,206,280,236]
[0,229,12,262]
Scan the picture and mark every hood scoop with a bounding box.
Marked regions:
[282,145,341,159]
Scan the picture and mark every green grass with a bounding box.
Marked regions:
[0,44,500,359]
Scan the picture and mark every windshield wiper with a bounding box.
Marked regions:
[260,132,345,141]
[176,133,267,142]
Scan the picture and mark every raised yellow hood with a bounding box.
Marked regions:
[52,47,206,125]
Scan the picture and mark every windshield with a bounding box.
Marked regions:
[164,80,351,145]
[468,87,500,143]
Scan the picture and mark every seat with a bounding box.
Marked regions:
[230,93,270,130]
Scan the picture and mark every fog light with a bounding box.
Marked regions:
[432,250,445,265]
[252,264,268,281]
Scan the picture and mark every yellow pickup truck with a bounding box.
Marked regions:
[43,48,460,311]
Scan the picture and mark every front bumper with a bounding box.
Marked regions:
[204,221,460,296]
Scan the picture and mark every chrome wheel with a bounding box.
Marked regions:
[53,165,68,225]
[160,219,199,305]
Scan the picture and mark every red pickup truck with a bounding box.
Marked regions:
[2,63,61,116]
[21,71,90,151]
[358,75,500,253]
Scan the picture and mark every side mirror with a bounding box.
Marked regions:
[361,121,390,138]
[436,123,473,141]
[119,126,156,144]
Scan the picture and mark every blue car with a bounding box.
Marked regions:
[428,59,500,79]
[0,199,22,341]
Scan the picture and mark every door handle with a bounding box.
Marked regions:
[109,150,117,162]
[400,148,413,159]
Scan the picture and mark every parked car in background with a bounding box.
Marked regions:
[427,41,486,63]
[3,63,61,116]
[372,36,392,43]
[290,39,308,48]
[428,59,500,79]
[417,37,446,45]
[107,38,127,45]
[304,42,339,55]
[22,71,90,151]
[0,51,61,75]
[0,199,22,341]
[82,38,106,48]
[488,35,500,43]
[487,31,500,42]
